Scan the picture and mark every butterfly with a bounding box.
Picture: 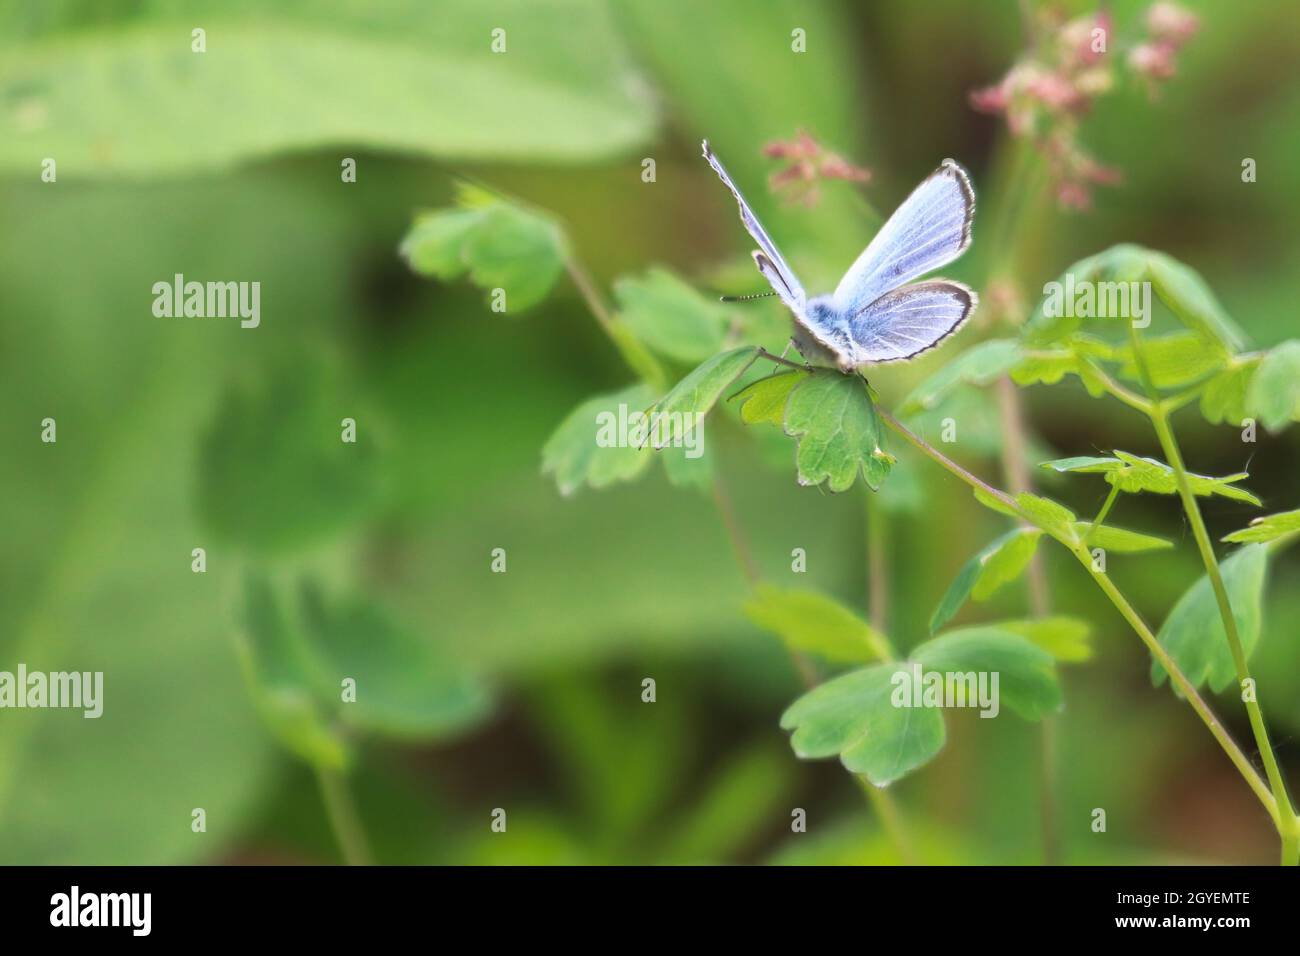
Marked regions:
[703,140,977,372]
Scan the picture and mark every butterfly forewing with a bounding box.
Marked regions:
[831,160,974,317]
[702,140,806,308]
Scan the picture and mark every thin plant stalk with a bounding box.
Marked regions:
[314,766,374,866]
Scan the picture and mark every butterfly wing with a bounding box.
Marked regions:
[847,280,976,364]
[831,159,974,317]
[702,140,806,311]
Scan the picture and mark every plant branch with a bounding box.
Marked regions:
[877,406,1280,825]
[1127,325,1298,847]
[314,766,374,866]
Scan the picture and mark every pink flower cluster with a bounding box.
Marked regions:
[970,3,1199,210]
[760,129,871,207]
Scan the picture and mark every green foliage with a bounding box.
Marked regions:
[1247,340,1300,432]
[1041,451,1261,506]
[401,184,566,311]
[1152,544,1269,694]
[1115,331,1229,389]
[929,528,1043,633]
[744,584,891,664]
[1199,358,1260,426]
[780,663,945,787]
[614,268,729,363]
[0,0,657,175]
[541,384,656,496]
[237,575,350,769]
[781,627,1062,785]
[299,584,492,740]
[197,358,383,554]
[647,347,761,448]
[995,617,1094,662]
[912,627,1062,720]
[898,339,1022,415]
[1075,523,1173,552]
[1222,509,1300,544]
[239,575,492,763]
[782,371,894,492]
[732,370,808,426]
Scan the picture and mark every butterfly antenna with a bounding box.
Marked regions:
[719,291,777,302]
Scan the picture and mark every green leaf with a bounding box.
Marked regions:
[1116,331,1228,389]
[1040,451,1261,506]
[745,584,890,664]
[783,370,894,492]
[614,268,729,363]
[1010,351,1079,388]
[898,339,1022,414]
[912,627,1062,719]
[1075,522,1174,552]
[1199,358,1259,426]
[647,347,761,448]
[237,575,349,770]
[1144,250,1248,352]
[1222,509,1300,544]
[929,528,1043,633]
[196,357,383,555]
[972,486,1019,520]
[1152,544,1268,694]
[660,441,713,491]
[402,186,566,311]
[0,0,658,175]
[779,664,945,787]
[1246,340,1300,432]
[540,384,656,497]
[1012,492,1079,543]
[994,617,1094,662]
[299,585,492,740]
[732,370,808,426]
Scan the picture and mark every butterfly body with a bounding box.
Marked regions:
[704,141,977,371]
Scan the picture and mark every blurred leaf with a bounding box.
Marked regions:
[1075,522,1174,552]
[402,185,566,312]
[237,574,349,769]
[1041,451,1260,506]
[1152,544,1268,694]
[647,346,760,447]
[657,745,790,863]
[780,663,945,787]
[929,528,1043,634]
[995,617,1093,662]
[1199,358,1260,426]
[745,584,890,664]
[299,584,492,741]
[913,627,1062,719]
[660,441,713,491]
[1116,331,1228,389]
[196,357,383,554]
[0,0,657,175]
[1144,250,1248,352]
[1222,509,1300,544]
[732,370,807,426]
[783,370,894,492]
[1246,340,1300,432]
[540,384,656,496]
[899,339,1022,415]
[614,268,729,363]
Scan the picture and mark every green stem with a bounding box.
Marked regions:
[1085,484,1122,546]
[877,407,1280,826]
[1127,326,1298,845]
[856,776,918,865]
[314,766,374,866]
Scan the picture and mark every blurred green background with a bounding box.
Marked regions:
[1,0,1297,865]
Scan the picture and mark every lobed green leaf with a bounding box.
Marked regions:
[745,584,890,664]
[783,370,894,492]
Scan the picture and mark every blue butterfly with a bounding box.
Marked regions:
[703,140,977,372]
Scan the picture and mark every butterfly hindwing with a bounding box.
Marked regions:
[831,160,974,317]
[847,280,977,363]
[702,140,806,308]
